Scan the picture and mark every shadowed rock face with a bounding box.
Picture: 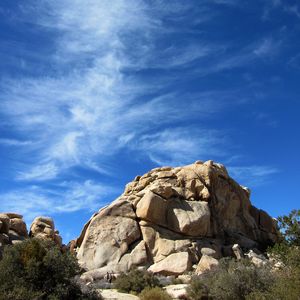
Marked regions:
[0,213,28,257]
[75,161,279,278]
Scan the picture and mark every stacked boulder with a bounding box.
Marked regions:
[30,216,62,247]
[0,213,28,257]
[0,214,62,257]
[75,160,279,280]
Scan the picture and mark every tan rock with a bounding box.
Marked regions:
[30,216,62,246]
[196,255,219,275]
[3,212,23,219]
[10,218,28,237]
[75,161,279,274]
[232,244,244,260]
[77,214,140,270]
[99,289,139,300]
[200,247,218,258]
[148,252,192,275]
[137,191,211,237]
[167,200,211,236]
[136,191,168,226]
[164,284,189,299]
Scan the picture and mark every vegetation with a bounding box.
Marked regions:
[114,268,160,294]
[0,238,100,300]
[188,258,273,300]
[188,209,300,300]
[139,287,172,300]
[277,209,300,246]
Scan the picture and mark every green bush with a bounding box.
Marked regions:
[254,246,300,300]
[188,258,274,300]
[140,287,172,300]
[0,238,100,300]
[114,268,160,294]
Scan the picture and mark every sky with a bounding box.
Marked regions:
[0,0,299,243]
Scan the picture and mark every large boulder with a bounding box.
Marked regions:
[148,252,192,275]
[77,200,141,270]
[29,216,62,247]
[195,255,219,275]
[0,213,28,256]
[75,160,279,279]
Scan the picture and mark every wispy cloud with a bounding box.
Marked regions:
[138,128,226,166]
[263,0,300,20]
[253,38,280,57]
[228,165,279,187]
[0,180,117,221]
[16,163,59,181]
[0,138,32,146]
[0,0,281,219]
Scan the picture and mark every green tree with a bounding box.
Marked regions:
[0,238,100,300]
[277,209,300,246]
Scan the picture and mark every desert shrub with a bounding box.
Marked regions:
[0,238,101,300]
[188,278,210,300]
[253,245,300,300]
[140,287,172,300]
[114,268,160,294]
[188,258,274,300]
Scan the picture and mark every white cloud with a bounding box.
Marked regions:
[17,162,59,181]
[253,38,280,57]
[138,128,226,166]
[0,0,281,215]
[0,180,117,221]
[228,165,279,187]
[0,138,32,146]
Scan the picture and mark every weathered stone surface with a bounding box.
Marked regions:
[77,212,140,270]
[136,191,211,236]
[0,214,10,234]
[75,160,279,279]
[30,216,62,246]
[201,247,218,258]
[232,244,244,260]
[164,284,189,299]
[99,289,139,300]
[10,218,28,237]
[3,213,23,219]
[0,213,28,255]
[148,252,192,275]
[195,255,219,275]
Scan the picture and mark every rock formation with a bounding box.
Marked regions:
[0,213,28,257]
[30,216,62,247]
[0,214,62,257]
[74,160,279,279]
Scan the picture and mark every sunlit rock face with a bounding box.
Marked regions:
[0,214,63,257]
[29,216,62,247]
[75,160,279,278]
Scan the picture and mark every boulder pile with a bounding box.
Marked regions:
[0,213,62,257]
[0,212,28,256]
[74,160,279,280]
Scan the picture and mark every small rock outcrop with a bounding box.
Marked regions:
[74,160,279,279]
[0,214,62,256]
[0,213,28,257]
[30,216,62,247]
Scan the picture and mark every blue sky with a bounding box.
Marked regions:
[0,0,299,242]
